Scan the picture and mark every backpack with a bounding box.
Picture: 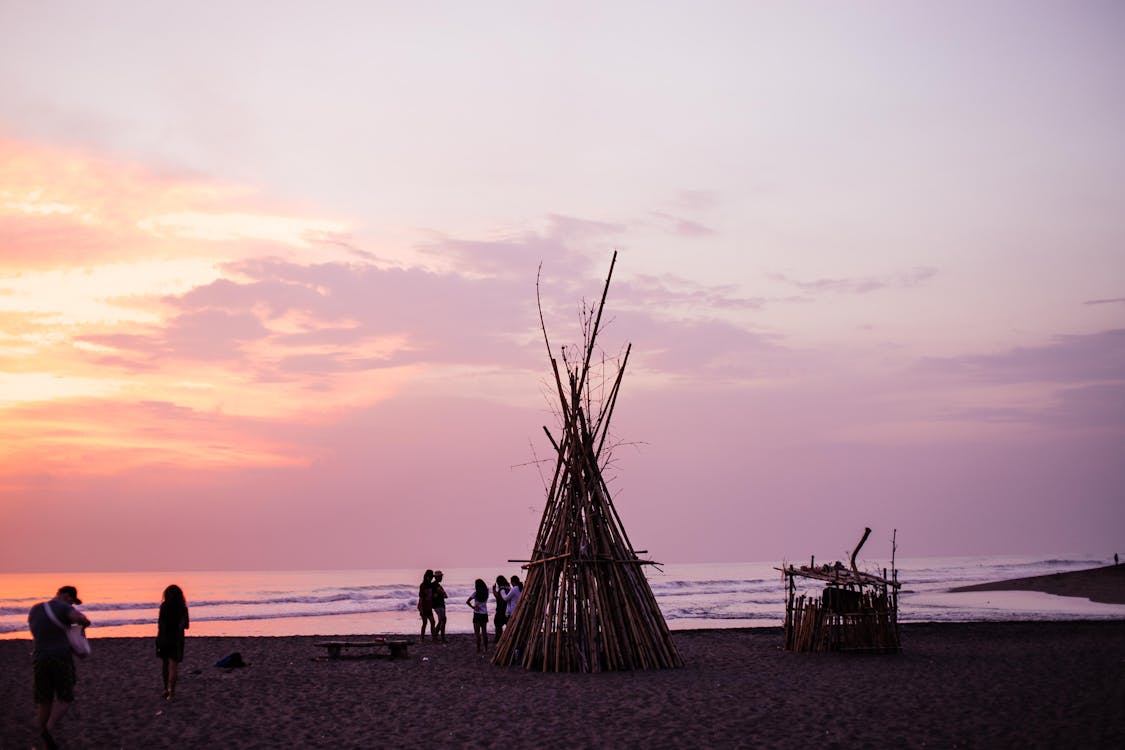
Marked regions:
[214,652,245,668]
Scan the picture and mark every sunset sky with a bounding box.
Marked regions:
[1,2,1122,572]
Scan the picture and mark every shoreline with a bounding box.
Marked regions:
[3,621,1124,748]
[949,563,1125,604]
[4,560,1123,642]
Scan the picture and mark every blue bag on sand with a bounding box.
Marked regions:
[214,652,245,668]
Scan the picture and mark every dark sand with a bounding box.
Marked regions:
[950,563,1125,604]
[3,621,1124,749]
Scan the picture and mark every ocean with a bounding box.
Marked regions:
[2,554,1122,639]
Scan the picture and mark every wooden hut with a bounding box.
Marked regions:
[778,528,902,653]
[491,252,683,672]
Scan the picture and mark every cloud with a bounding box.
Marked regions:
[137,210,348,246]
[163,309,271,361]
[0,136,353,270]
[77,310,271,366]
[0,310,50,337]
[61,256,540,383]
[913,330,1125,436]
[418,214,623,279]
[621,274,765,312]
[768,266,938,295]
[930,382,1125,433]
[0,396,307,477]
[1048,382,1125,429]
[919,329,1125,385]
[1083,296,1125,306]
[647,211,715,237]
[636,319,785,379]
[670,190,719,211]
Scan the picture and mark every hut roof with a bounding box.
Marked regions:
[777,563,901,589]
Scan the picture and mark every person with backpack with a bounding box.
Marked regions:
[417,570,436,642]
[27,585,90,750]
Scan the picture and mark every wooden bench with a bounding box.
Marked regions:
[315,639,412,660]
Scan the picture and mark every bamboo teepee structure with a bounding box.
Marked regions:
[492,252,683,672]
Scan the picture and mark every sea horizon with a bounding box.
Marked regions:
[3,553,1123,640]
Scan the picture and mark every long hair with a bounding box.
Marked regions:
[495,575,509,590]
[162,584,186,609]
[160,584,187,621]
[474,579,488,601]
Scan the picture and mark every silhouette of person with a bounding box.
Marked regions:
[156,585,190,700]
[28,585,90,750]
[418,570,436,642]
[432,570,448,643]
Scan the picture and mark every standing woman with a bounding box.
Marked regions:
[504,575,523,621]
[431,570,448,644]
[492,575,511,642]
[418,570,436,642]
[156,585,189,701]
[466,579,489,653]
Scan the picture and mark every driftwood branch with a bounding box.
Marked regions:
[850,527,872,576]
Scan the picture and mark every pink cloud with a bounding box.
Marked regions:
[417,215,621,280]
[647,211,715,237]
[768,267,938,296]
[919,329,1125,384]
[671,190,719,211]
[620,274,766,311]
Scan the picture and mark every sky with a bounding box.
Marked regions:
[1,1,1122,572]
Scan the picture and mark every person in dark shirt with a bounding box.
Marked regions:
[432,570,448,644]
[418,570,436,642]
[492,575,511,642]
[28,585,90,750]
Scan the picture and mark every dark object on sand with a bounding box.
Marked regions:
[214,652,246,668]
[314,639,412,660]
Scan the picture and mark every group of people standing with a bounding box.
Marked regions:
[418,570,522,653]
[27,584,189,750]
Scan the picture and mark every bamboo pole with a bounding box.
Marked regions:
[493,253,681,672]
[577,250,617,402]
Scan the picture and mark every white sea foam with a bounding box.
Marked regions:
[1,555,1121,638]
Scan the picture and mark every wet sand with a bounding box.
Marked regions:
[2,621,1123,749]
[950,563,1125,604]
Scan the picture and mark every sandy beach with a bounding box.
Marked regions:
[950,563,1125,605]
[2,620,1123,749]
